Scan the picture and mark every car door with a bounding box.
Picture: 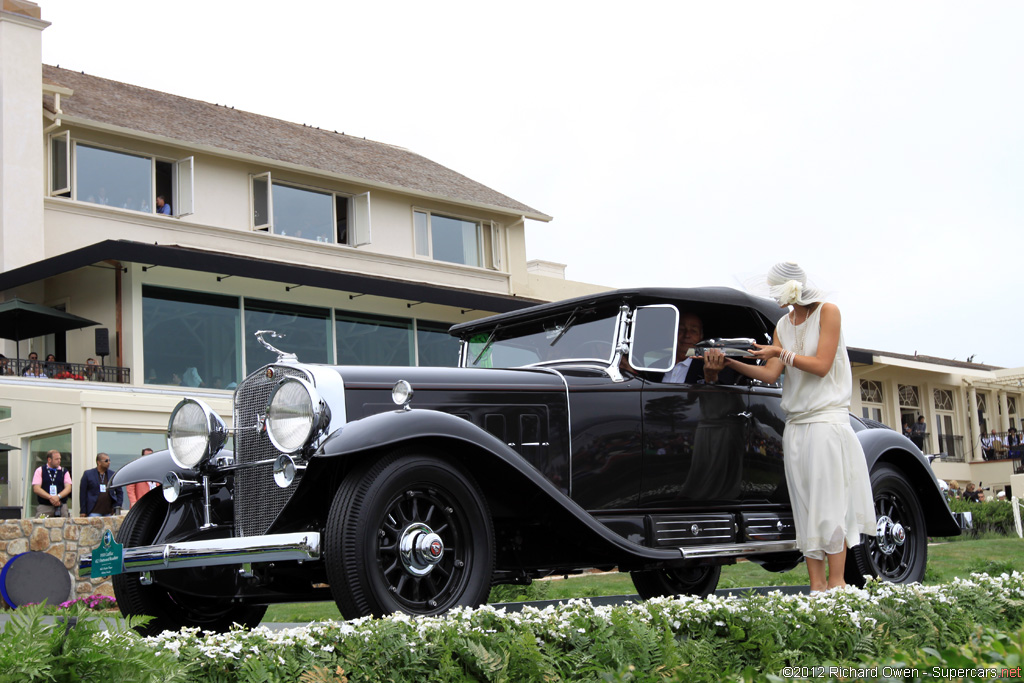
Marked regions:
[640,377,750,507]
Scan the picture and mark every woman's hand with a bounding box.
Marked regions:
[748,343,780,362]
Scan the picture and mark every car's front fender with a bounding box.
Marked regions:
[309,408,685,567]
[109,449,193,488]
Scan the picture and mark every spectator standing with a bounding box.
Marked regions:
[963,482,980,503]
[22,351,46,378]
[31,450,72,517]
[912,416,927,450]
[981,431,995,460]
[126,448,160,507]
[155,195,171,215]
[79,452,123,516]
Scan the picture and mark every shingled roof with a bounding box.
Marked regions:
[42,65,550,220]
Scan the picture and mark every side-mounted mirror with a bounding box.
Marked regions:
[628,305,678,373]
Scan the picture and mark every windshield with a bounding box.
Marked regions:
[463,309,620,368]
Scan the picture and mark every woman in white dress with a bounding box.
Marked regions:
[720,262,876,591]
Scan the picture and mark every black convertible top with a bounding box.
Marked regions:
[450,287,783,338]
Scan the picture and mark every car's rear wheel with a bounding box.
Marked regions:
[845,464,927,586]
[630,564,721,599]
[325,450,494,619]
[112,492,266,636]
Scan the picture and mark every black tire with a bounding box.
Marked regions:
[112,492,266,636]
[845,464,927,586]
[325,450,494,619]
[630,564,722,599]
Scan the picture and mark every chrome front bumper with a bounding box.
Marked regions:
[78,532,320,578]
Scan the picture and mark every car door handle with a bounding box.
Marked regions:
[730,411,753,419]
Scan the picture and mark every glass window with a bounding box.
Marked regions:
[76,144,152,212]
[97,431,168,479]
[414,210,481,266]
[860,380,883,404]
[898,384,920,408]
[414,211,429,256]
[336,313,413,366]
[244,299,332,374]
[0,406,10,420]
[934,389,954,411]
[143,286,241,388]
[50,131,70,196]
[464,310,619,369]
[273,183,334,243]
[26,431,71,517]
[416,321,459,367]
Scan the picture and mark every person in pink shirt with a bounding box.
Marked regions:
[32,449,73,517]
[126,447,160,507]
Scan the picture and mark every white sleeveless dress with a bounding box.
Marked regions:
[776,304,876,561]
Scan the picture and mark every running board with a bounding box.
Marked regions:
[680,540,798,559]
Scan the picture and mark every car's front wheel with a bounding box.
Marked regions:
[325,450,494,619]
[845,464,927,586]
[630,564,721,599]
[112,492,267,636]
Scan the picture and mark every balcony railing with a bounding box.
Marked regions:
[0,359,131,384]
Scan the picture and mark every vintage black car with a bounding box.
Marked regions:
[81,287,959,634]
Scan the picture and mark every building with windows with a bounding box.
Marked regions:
[0,1,605,516]
[849,348,1024,497]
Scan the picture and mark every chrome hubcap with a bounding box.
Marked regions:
[398,523,445,576]
[875,515,906,555]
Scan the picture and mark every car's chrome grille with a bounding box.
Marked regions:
[233,366,308,538]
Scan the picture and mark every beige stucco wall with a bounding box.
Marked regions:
[0,9,47,272]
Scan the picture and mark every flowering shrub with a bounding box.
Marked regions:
[53,371,85,380]
[60,595,117,611]
[4,574,1023,682]
[121,572,1024,682]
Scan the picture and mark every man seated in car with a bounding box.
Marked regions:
[660,312,739,385]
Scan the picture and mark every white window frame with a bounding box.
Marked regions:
[173,156,194,217]
[251,173,363,245]
[412,208,487,268]
[66,138,191,217]
[251,172,273,230]
[48,130,71,196]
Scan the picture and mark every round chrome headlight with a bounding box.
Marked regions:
[266,377,328,454]
[392,380,414,408]
[167,398,227,469]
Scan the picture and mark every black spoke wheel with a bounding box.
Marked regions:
[325,450,494,619]
[630,564,721,599]
[845,464,927,586]
[112,492,266,636]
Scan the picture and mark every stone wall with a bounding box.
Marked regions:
[0,517,123,607]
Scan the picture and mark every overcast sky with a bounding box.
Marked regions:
[39,1,1024,367]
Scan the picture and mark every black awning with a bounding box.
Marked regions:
[0,240,538,314]
[848,348,874,366]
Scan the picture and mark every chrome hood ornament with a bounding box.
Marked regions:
[254,330,298,363]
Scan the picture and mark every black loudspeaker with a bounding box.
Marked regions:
[95,328,110,357]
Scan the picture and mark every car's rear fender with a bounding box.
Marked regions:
[857,429,961,537]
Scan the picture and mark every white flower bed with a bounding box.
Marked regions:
[122,572,1024,665]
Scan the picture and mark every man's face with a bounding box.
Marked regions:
[29,352,38,361]
[97,454,110,471]
[677,314,703,355]
[47,453,61,468]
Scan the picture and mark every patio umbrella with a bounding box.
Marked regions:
[0,298,100,361]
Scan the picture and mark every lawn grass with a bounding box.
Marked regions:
[263,534,1024,624]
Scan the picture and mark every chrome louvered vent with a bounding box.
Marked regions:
[652,513,736,546]
[233,365,308,538]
